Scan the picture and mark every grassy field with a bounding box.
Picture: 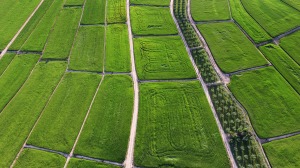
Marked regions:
[28,72,101,153]
[197,22,268,73]
[280,31,300,65]
[81,0,105,25]
[260,44,300,94]
[229,67,300,138]
[68,158,119,168]
[191,0,230,21]
[263,135,300,168]
[229,0,271,43]
[14,149,65,168]
[75,75,133,162]
[241,0,300,37]
[0,0,40,50]
[0,53,15,76]
[0,54,39,111]
[135,81,230,167]
[130,6,178,35]
[65,0,85,6]
[282,0,300,10]
[107,0,126,23]
[133,36,196,80]
[130,0,170,6]
[43,8,82,60]
[0,61,66,167]
[105,24,131,72]
[69,26,104,72]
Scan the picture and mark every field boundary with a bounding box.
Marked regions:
[227,64,272,76]
[261,130,300,144]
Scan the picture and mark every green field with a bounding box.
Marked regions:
[280,31,300,65]
[0,54,39,111]
[229,67,300,138]
[43,8,82,60]
[81,0,105,25]
[130,6,177,35]
[263,135,300,168]
[229,0,271,43]
[69,26,105,72]
[65,0,85,6]
[282,0,300,10]
[260,44,300,94]
[0,53,15,76]
[135,81,230,167]
[107,0,126,23]
[133,36,196,80]
[241,0,300,37]
[14,149,65,168]
[68,159,119,168]
[197,22,268,73]
[0,61,66,167]
[75,75,133,162]
[105,24,131,72]
[130,0,170,6]
[191,0,230,21]
[28,72,101,153]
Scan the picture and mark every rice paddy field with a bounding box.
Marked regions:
[0,0,299,167]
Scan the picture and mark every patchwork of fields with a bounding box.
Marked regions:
[0,0,299,167]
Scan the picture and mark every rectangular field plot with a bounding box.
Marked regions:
[69,26,104,72]
[0,54,39,112]
[263,135,300,168]
[229,0,271,43]
[229,67,300,138]
[197,22,268,73]
[68,158,119,168]
[14,149,65,168]
[65,0,85,6]
[81,0,105,25]
[260,44,300,94]
[43,8,82,60]
[28,72,101,153]
[130,0,170,6]
[241,0,300,37]
[105,24,131,72]
[0,61,66,167]
[74,75,133,162]
[135,81,230,167]
[0,53,15,76]
[133,36,196,80]
[130,6,178,35]
[282,0,300,10]
[107,0,126,23]
[280,31,300,65]
[191,0,231,21]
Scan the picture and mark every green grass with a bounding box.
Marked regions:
[260,44,300,94]
[130,0,170,6]
[0,61,66,167]
[69,26,104,72]
[75,75,133,162]
[130,6,178,35]
[105,24,131,72]
[0,54,39,112]
[135,81,230,167]
[280,31,300,65]
[197,22,268,73]
[14,149,65,168]
[0,0,40,50]
[263,135,300,168]
[65,0,85,6]
[107,0,126,23]
[241,0,300,37]
[43,8,82,59]
[229,0,271,43]
[282,0,300,10]
[0,53,15,76]
[133,36,196,80]
[229,67,300,138]
[28,72,101,153]
[191,0,230,21]
[81,0,105,24]
[68,158,119,168]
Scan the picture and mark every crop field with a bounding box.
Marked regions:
[280,31,300,65]
[197,22,268,73]
[130,0,170,6]
[81,0,106,25]
[65,0,85,6]
[68,159,119,168]
[133,36,196,80]
[130,6,178,35]
[0,53,15,76]
[107,0,126,23]
[135,81,230,167]
[282,0,300,10]
[191,0,230,21]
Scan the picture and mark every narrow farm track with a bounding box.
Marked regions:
[0,0,45,59]
[227,64,272,76]
[171,0,237,167]
[261,131,300,144]
[124,0,140,167]
[139,78,198,83]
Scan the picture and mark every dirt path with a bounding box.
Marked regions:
[0,0,45,59]
[123,0,140,167]
[171,0,237,167]
[261,131,300,144]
